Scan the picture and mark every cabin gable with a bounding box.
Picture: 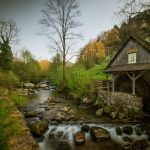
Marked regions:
[110,38,150,67]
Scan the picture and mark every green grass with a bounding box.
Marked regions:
[0,89,29,149]
[0,99,9,150]
[10,90,28,107]
[86,61,111,80]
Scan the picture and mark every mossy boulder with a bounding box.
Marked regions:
[115,127,122,136]
[30,120,48,137]
[122,126,133,135]
[90,126,110,142]
[81,124,90,132]
[25,111,38,118]
[74,131,85,145]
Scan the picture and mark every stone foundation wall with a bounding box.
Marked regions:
[95,90,143,120]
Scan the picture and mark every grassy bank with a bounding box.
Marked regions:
[86,62,111,80]
[0,89,39,150]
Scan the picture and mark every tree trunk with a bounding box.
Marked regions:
[62,54,66,84]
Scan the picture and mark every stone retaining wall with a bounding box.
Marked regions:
[95,90,143,120]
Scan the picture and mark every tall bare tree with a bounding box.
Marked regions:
[40,0,81,84]
[0,18,19,45]
[117,0,150,20]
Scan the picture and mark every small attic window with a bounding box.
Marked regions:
[128,52,136,64]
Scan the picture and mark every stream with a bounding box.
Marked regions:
[23,87,150,150]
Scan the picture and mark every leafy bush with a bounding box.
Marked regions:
[12,61,40,83]
[0,71,20,88]
[47,66,63,86]
[66,66,95,97]
[10,90,28,107]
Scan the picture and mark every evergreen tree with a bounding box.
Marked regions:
[0,41,13,71]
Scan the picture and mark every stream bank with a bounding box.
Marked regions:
[0,97,39,150]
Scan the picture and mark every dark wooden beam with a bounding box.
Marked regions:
[126,71,145,95]
[112,74,119,92]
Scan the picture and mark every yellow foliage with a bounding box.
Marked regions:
[79,40,106,63]
[39,59,49,74]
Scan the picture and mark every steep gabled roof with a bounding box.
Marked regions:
[104,35,150,72]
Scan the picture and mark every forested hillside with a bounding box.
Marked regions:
[78,10,150,67]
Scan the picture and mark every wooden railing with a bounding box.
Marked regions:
[96,80,112,91]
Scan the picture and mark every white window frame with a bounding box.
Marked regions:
[128,52,136,64]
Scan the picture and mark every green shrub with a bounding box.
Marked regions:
[47,66,63,86]
[10,90,28,107]
[12,60,41,83]
[0,71,20,88]
[66,66,95,97]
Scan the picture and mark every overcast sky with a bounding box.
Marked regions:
[0,0,120,61]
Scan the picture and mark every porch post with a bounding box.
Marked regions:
[126,71,145,95]
[112,74,118,92]
[112,76,115,92]
[132,73,136,95]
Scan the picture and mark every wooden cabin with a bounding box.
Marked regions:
[104,36,150,113]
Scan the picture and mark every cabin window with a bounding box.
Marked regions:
[128,52,136,64]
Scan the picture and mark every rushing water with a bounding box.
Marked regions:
[25,88,150,150]
[39,123,149,150]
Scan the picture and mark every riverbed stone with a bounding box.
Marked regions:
[29,120,48,137]
[137,124,150,137]
[54,112,65,123]
[60,106,70,112]
[25,111,38,118]
[122,126,133,135]
[115,127,122,136]
[24,83,35,88]
[122,144,133,150]
[55,140,71,150]
[55,131,64,138]
[136,124,148,132]
[134,126,141,136]
[39,83,49,88]
[131,139,149,150]
[90,126,110,141]
[122,139,149,150]
[37,113,44,120]
[122,136,132,143]
[81,124,90,132]
[82,97,92,105]
[47,96,54,102]
[74,131,85,145]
